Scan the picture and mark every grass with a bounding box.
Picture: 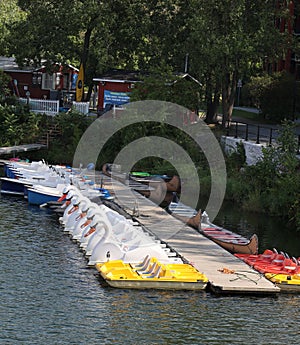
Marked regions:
[232,108,300,127]
[232,108,259,120]
[231,108,278,125]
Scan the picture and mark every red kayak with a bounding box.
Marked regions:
[235,249,300,275]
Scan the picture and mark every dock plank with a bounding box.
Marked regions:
[0,144,46,156]
[101,174,279,295]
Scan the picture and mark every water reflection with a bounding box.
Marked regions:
[211,200,300,257]
[1,191,300,344]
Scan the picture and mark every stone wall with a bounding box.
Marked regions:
[221,136,267,165]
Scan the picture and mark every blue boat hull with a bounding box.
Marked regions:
[0,178,31,196]
[5,166,20,179]
[27,189,61,205]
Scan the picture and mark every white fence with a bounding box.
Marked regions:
[19,98,90,116]
[20,98,59,116]
[72,101,89,115]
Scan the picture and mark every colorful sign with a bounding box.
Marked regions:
[104,90,130,107]
[76,63,84,102]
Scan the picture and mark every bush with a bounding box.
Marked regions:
[0,103,45,146]
[227,121,300,231]
[260,72,296,121]
[242,74,273,109]
[46,109,94,165]
[245,72,298,122]
[0,70,11,102]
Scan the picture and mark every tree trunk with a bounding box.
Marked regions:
[80,14,100,101]
[80,28,92,102]
[205,93,220,123]
[221,71,237,128]
[204,77,220,124]
[86,83,93,103]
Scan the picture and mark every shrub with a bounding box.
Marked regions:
[260,72,296,121]
[242,74,273,109]
[46,109,94,165]
[228,121,300,231]
[244,72,299,122]
[0,103,45,146]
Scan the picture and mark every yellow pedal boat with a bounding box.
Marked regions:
[265,273,300,293]
[95,256,208,290]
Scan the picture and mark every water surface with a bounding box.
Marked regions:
[1,195,299,345]
[214,200,300,256]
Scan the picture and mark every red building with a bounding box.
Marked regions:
[271,0,300,78]
[93,70,142,115]
[0,56,79,105]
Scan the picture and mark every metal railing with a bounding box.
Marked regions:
[226,120,300,155]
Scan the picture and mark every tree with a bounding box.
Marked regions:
[186,0,289,126]
[8,0,196,102]
[130,64,202,111]
[0,0,26,56]
[5,0,294,121]
[8,0,112,100]
[0,70,11,101]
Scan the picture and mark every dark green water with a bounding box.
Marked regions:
[213,201,300,257]
[1,194,300,345]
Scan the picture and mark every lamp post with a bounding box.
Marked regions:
[25,90,30,105]
[237,79,242,106]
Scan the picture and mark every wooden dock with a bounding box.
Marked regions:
[101,173,280,295]
[0,143,46,156]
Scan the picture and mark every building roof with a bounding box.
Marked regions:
[0,56,17,69]
[173,73,202,87]
[0,56,79,73]
[93,69,202,87]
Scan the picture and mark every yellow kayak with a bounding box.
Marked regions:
[95,256,208,290]
[265,273,300,293]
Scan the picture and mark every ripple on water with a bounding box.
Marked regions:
[1,195,300,344]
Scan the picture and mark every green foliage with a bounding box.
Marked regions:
[242,74,273,109]
[186,0,282,125]
[130,66,174,102]
[260,72,297,121]
[98,119,207,174]
[0,103,46,146]
[225,141,246,173]
[3,0,294,127]
[277,119,298,154]
[226,121,300,231]
[0,0,26,55]
[0,70,11,101]
[132,158,177,176]
[130,65,203,111]
[46,109,94,164]
[244,72,300,122]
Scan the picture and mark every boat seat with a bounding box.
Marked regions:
[261,249,276,258]
[138,261,159,275]
[281,258,297,272]
[271,254,285,265]
[131,255,151,270]
[142,263,162,279]
[245,251,277,266]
